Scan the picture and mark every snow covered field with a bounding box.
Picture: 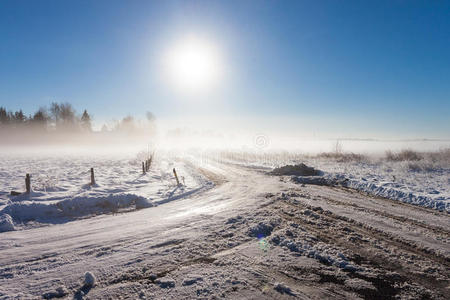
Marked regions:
[0,147,449,299]
[0,147,449,233]
[0,150,212,231]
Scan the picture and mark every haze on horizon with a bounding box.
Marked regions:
[1,0,449,142]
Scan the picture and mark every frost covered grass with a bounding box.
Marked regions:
[385,148,450,171]
[385,149,423,162]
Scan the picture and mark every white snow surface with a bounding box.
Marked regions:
[0,150,448,299]
[210,152,450,212]
[1,150,448,233]
[0,152,212,230]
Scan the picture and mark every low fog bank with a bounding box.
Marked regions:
[157,133,450,154]
[0,129,156,147]
[1,103,449,156]
[0,103,156,146]
[1,126,449,158]
[154,115,450,155]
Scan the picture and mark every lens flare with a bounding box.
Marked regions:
[258,236,269,252]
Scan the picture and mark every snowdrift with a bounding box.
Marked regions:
[0,153,213,231]
[0,213,15,232]
[292,174,449,212]
[0,193,153,225]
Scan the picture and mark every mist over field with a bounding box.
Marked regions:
[2,103,449,156]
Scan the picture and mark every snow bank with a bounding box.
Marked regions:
[0,214,15,232]
[0,153,211,230]
[0,193,152,224]
[135,197,154,209]
[291,176,336,186]
[292,174,449,212]
[342,176,449,212]
[216,150,450,213]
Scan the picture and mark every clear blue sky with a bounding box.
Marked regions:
[1,0,449,138]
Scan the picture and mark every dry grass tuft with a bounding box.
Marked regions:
[317,152,367,163]
[385,149,423,161]
[385,148,450,171]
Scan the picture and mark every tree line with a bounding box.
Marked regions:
[0,102,156,136]
[0,102,92,132]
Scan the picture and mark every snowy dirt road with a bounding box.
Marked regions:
[0,160,449,299]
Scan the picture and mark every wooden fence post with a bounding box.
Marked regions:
[173,168,180,185]
[90,168,95,185]
[142,162,146,174]
[25,173,31,194]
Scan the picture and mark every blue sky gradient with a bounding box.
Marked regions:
[0,0,449,138]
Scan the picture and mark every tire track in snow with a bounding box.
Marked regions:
[277,189,449,295]
[317,187,450,239]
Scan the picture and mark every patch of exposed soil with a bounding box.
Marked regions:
[270,164,322,176]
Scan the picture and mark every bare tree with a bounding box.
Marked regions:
[14,110,26,124]
[117,115,135,133]
[146,111,155,122]
[50,102,61,125]
[31,107,50,130]
[81,109,92,132]
[59,103,76,127]
[0,107,9,125]
[50,102,77,130]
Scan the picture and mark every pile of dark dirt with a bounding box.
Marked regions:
[270,163,322,176]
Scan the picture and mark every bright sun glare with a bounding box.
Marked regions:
[164,36,223,94]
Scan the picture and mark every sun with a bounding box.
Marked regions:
[164,35,223,93]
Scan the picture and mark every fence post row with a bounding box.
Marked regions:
[173,168,180,186]
[90,168,95,186]
[142,155,153,174]
[16,154,156,197]
[25,173,31,194]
